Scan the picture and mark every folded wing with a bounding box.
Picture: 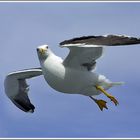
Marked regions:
[4,68,42,113]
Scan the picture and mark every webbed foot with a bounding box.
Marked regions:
[95,85,119,106]
[108,95,119,106]
[89,96,108,111]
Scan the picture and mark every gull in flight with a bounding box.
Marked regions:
[4,35,140,113]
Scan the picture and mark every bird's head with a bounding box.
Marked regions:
[37,45,51,60]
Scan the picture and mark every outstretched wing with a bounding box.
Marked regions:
[60,35,140,46]
[4,68,42,113]
[60,35,140,71]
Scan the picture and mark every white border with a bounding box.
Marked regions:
[0,138,140,139]
[0,1,140,139]
[2,138,139,139]
[0,1,140,2]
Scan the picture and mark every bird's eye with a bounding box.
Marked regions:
[46,46,48,49]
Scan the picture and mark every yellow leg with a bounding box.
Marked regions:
[89,96,108,111]
[95,85,119,106]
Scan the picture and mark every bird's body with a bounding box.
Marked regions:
[4,35,140,112]
[40,52,100,95]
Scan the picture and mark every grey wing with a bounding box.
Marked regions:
[4,68,42,113]
[62,47,103,71]
[60,35,140,71]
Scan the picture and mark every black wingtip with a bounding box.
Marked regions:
[12,98,35,113]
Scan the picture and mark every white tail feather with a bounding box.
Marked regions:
[110,82,125,86]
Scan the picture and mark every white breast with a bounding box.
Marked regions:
[41,54,99,94]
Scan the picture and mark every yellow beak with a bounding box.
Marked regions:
[38,48,47,55]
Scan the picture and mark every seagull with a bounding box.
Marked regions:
[4,35,140,113]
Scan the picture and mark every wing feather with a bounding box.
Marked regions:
[62,47,103,71]
[60,35,140,47]
[4,68,42,113]
[60,35,140,71]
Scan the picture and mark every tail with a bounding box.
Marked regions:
[110,82,125,87]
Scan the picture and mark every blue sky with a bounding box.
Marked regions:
[1,2,140,138]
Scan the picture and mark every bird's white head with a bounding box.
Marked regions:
[37,45,51,61]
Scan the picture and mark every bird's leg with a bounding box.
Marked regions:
[89,96,108,111]
[95,85,119,106]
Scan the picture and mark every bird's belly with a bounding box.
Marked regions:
[44,73,83,93]
[43,67,99,94]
